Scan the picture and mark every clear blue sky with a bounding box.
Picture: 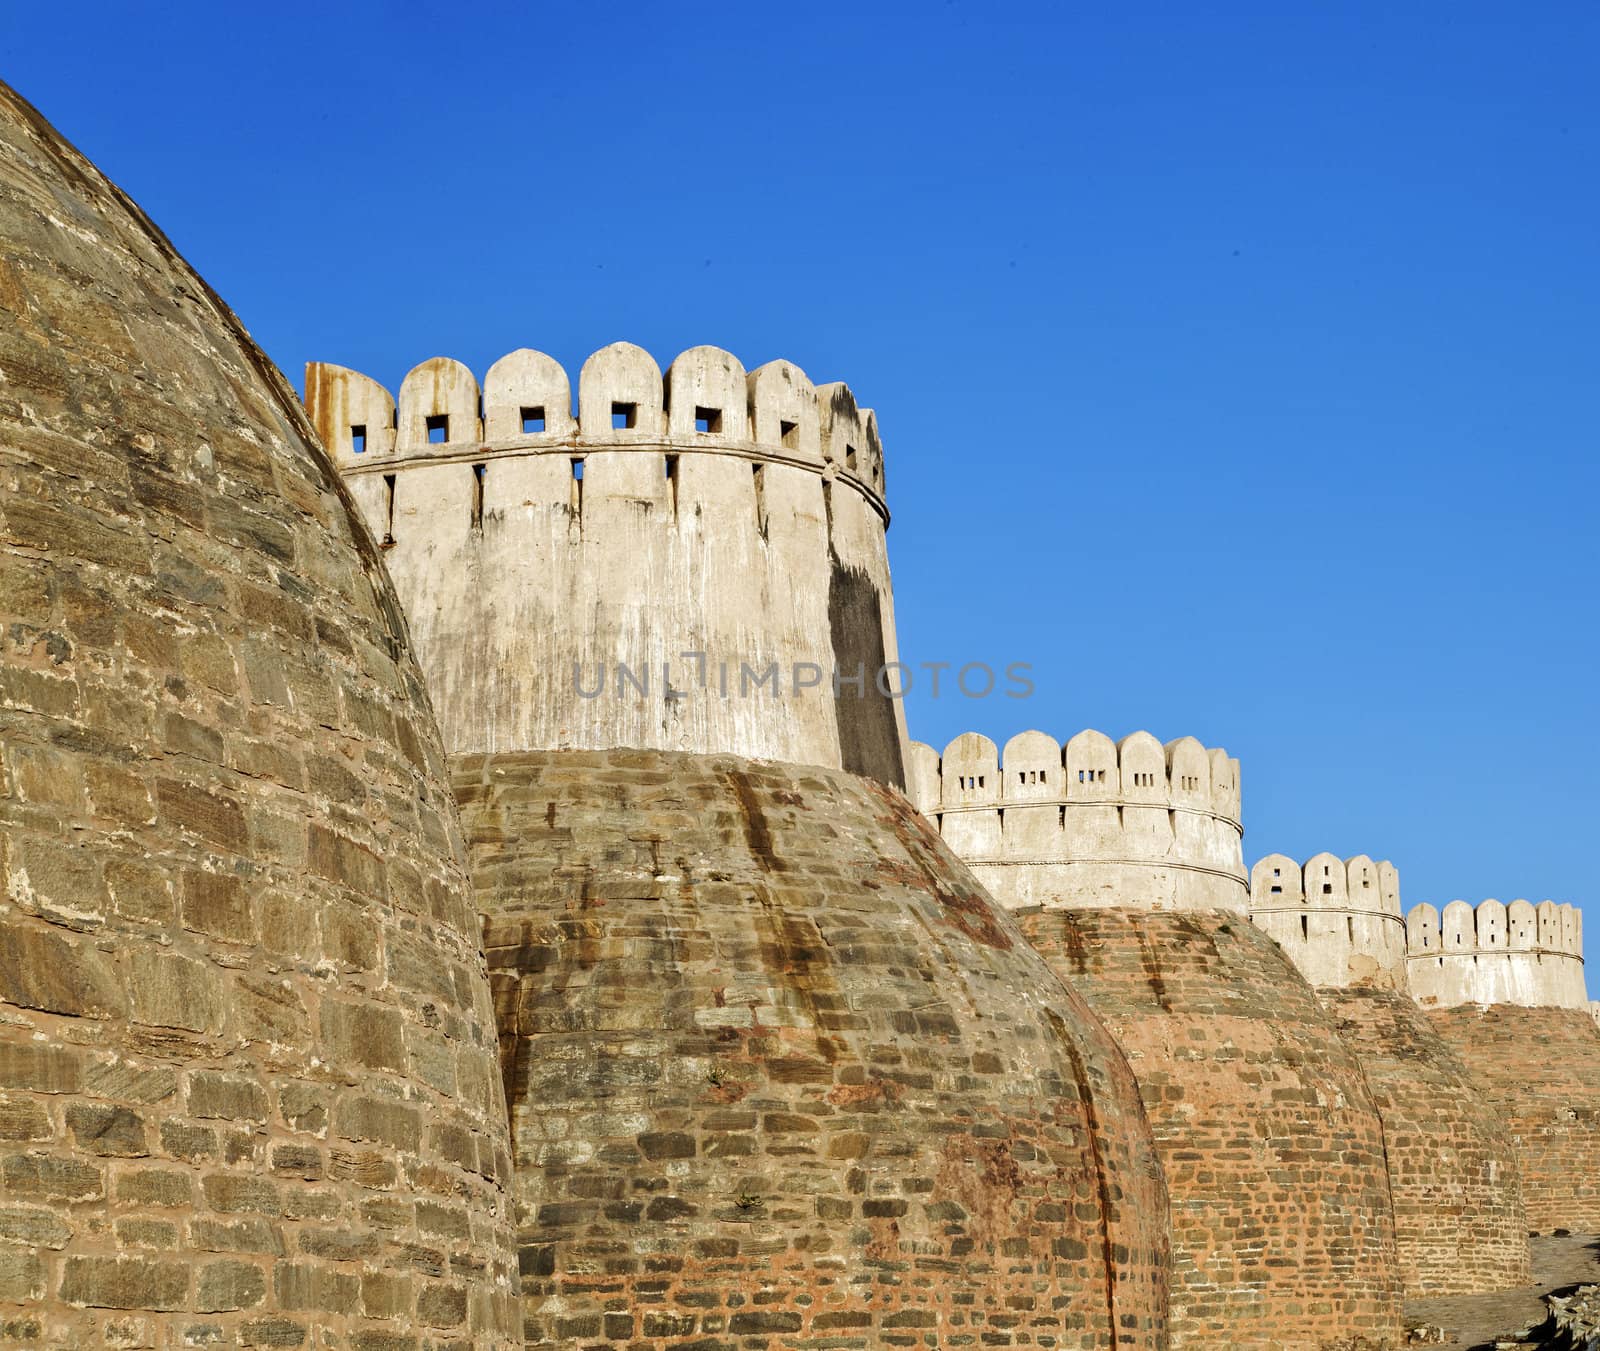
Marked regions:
[7,3,1597,960]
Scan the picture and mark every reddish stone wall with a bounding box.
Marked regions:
[0,83,518,1347]
[1021,908,1402,1351]
[1320,985,1530,1295]
[456,748,1170,1350]
[1426,1005,1600,1234]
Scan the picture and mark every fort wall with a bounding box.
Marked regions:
[307,346,907,785]
[457,747,1170,1350]
[905,730,1245,911]
[1020,906,1402,1349]
[1406,899,1587,1009]
[1427,1005,1600,1233]
[0,84,518,1348]
[1249,853,1406,989]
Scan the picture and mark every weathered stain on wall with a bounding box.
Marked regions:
[456,747,1171,1350]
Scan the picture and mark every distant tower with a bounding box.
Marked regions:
[307,346,907,784]
[311,348,1171,1348]
[1249,857,1531,1296]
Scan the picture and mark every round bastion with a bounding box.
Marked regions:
[307,346,908,786]
[0,82,518,1346]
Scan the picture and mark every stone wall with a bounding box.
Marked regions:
[1020,907,1402,1351]
[906,730,1246,912]
[0,82,519,1347]
[1320,985,1530,1295]
[1407,899,1587,1010]
[310,347,907,785]
[455,747,1170,1350]
[1426,1005,1600,1234]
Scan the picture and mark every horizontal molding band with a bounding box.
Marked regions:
[338,435,890,525]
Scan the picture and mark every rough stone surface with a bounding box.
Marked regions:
[311,348,908,785]
[0,82,518,1346]
[456,747,1171,1350]
[1320,985,1530,1295]
[1425,1005,1600,1234]
[1020,906,1403,1351]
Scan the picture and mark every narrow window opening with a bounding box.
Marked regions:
[1058,805,1065,828]
[1078,769,1086,783]
[351,424,367,455]
[381,473,397,547]
[1270,884,1283,895]
[570,458,585,518]
[1301,915,1309,940]
[665,455,679,518]
[521,406,546,434]
[612,402,637,430]
[694,406,722,434]
[752,462,768,540]
[426,414,449,444]
[1322,883,1333,895]
[780,420,799,449]
[471,463,486,530]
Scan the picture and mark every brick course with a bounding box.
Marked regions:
[1021,907,1403,1351]
[456,747,1170,1350]
[1425,1004,1600,1234]
[0,81,518,1347]
[1320,985,1530,1295]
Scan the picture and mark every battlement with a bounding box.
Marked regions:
[307,342,907,784]
[1406,899,1588,1009]
[1248,853,1406,989]
[905,729,1246,912]
[307,342,886,522]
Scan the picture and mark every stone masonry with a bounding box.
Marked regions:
[1250,855,1533,1297]
[457,747,1171,1350]
[1022,907,1403,1351]
[0,82,519,1347]
[1425,1005,1600,1236]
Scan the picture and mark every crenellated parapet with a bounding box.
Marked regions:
[905,728,1246,911]
[1406,899,1588,1009]
[305,343,906,782]
[1249,854,1406,990]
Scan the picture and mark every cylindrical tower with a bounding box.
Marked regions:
[307,346,907,785]
[1406,898,1600,1233]
[1249,856,1530,1296]
[911,731,1404,1350]
[0,82,518,1347]
[320,352,1172,1348]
